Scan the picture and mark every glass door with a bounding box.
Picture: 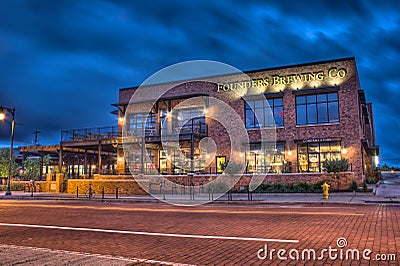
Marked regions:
[216,156,226,174]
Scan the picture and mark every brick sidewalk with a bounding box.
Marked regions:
[0,201,398,265]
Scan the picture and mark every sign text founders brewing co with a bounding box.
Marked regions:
[217,67,347,93]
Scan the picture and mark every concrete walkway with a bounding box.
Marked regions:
[1,172,398,205]
[0,190,397,205]
[375,171,400,198]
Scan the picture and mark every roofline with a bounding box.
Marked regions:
[119,57,356,91]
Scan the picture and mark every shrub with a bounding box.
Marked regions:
[253,181,325,193]
[366,176,377,184]
[349,180,358,191]
[0,182,24,191]
[322,158,349,173]
[312,181,325,192]
[297,182,311,193]
[362,181,368,192]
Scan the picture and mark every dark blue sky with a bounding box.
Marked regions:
[0,0,399,165]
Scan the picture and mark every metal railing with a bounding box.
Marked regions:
[61,121,208,143]
[61,126,119,142]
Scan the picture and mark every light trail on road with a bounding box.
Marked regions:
[0,222,299,243]
[0,201,363,216]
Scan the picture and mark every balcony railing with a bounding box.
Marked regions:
[61,126,120,142]
[126,120,208,140]
[60,121,208,144]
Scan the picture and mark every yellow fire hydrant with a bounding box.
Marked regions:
[321,182,330,199]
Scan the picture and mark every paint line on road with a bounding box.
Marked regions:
[0,243,194,266]
[0,222,299,243]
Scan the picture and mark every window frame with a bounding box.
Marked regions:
[296,92,339,125]
[245,97,284,129]
[297,141,342,172]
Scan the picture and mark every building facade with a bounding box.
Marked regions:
[113,57,378,184]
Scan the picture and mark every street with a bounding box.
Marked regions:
[0,200,398,265]
[376,171,400,197]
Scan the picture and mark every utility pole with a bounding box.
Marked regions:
[33,130,40,146]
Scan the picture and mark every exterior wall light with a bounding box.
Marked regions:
[341,148,347,154]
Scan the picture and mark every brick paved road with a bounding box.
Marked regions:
[0,200,398,265]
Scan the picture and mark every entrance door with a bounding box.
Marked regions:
[159,150,168,174]
[216,156,226,174]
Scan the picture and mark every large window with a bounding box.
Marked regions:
[297,141,341,172]
[129,149,155,174]
[127,110,156,135]
[173,107,205,132]
[296,92,339,125]
[245,98,284,128]
[246,142,285,173]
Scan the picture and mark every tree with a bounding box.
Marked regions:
[0,148,17,178]
[322,158,349,173]
[218,160,245,195]
[322,158,349,190]
[23,158,41,180]
[22,155,52,180]
[41,154,51,175]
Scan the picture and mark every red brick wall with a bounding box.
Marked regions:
[161,172,355,191]
[118,58,371,184]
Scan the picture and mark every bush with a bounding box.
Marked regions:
[253,181,324,193]
[349,180,358,191]
[0,182,24,191]
[366,176,377,184]
[322,158,349,173]
[362,181,368,192]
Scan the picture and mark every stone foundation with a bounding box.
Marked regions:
[65,172,355,195]
[67,179,147,195]
[161,172,355,191]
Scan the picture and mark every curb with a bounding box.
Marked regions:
[2,195,398,206]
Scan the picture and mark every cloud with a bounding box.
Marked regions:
[0,0,399,165]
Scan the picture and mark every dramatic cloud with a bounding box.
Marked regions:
[0,0,399,164]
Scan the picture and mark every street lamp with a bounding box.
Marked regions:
[0,106,16,196]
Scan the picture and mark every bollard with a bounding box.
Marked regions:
[76,186,79,198]
[228,189,232,201]
[88,184,93,200]
[116,186,119,199]
[199,183,204,194]
[208,186,214,201]
[247,186,252,201]
[190,183,194,200]
[181,183,185,195]
[101,186,104,202]
[172,183,176,195]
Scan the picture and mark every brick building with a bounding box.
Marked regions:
[114,57,378,184]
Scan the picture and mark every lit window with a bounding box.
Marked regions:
[297,141,341,172]
[246,142,285,173]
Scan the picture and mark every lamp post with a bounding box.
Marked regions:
[0,106,16,196]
